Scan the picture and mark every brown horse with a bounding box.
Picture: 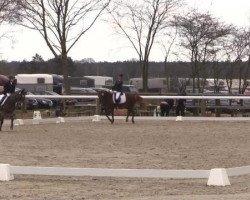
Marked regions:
[97,90,143,123]
[0,89,26,131]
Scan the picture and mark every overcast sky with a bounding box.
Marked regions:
[1,0,250,62]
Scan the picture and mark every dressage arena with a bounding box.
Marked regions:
[0,116,249,200]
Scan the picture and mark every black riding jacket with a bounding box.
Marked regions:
[112,80,123,92]
[4,81,16,95]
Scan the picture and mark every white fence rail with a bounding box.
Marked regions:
[26,94,250,100]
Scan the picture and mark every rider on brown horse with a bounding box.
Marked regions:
[112,74,123,105]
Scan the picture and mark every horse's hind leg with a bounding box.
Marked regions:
[131,109,135,124]
[10,114,14,130]
[0,114,3,131]
[105,109,114,124]
[126,109,131,122]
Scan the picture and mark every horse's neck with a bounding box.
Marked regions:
[8,94,20,104]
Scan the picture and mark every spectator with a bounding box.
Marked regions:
[176,93,186,116]
[160,99,174,116]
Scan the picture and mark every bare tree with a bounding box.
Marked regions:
[223,28,250,95]
[0,0,21,24]
[19,0,111,93]
[174,10,232,93]
[108,0,181,91]
[160,27,178,92]
[0,0,21,57]
[32,53,44,62]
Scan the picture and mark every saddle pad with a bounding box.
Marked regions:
[113,92,126,104]
[0,94,4,102]
[0,94,8,106]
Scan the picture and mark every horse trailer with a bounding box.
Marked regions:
[129,78,168,93]
[84,76,113,88]
[16,74,54,93]
[16,74,63,94]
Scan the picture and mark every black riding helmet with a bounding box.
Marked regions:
[8,75,15,80]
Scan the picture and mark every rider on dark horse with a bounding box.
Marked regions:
[0,75,17,106]
[112,74,123,105]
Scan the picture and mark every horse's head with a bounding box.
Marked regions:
[135,95,143,103]
[97,90,112,102]
[97,90,113,111]
[15,89,27,102]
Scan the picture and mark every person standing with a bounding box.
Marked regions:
[176,92,186,116]
[160,99,174,116]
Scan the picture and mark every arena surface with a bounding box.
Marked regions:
[0,118,249,199]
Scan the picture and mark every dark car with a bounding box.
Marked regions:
[34,91,61,107]
[15,88,39,110]
[28,92,53,109]
[26,98,39,110]
[16,97,39,110]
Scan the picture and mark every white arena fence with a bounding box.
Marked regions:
[1,163,250,186]
[1,95,249,185]
[26,94,250,100]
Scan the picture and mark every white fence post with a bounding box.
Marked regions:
[0,164,14,181]
[207,168,230,186]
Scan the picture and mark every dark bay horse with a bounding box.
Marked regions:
[97,90,143,124]
[0,89,26,131]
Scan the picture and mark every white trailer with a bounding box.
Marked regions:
[129,78,167,92]
[84,76,113,88]
[16,74,54,92]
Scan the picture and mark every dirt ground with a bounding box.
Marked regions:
[0,119,249,200]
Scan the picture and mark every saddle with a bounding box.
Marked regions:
[113,92,126,104]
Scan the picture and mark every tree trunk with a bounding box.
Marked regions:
[164,59,169,92]
[61,51,70,94]
[142,60,148,92]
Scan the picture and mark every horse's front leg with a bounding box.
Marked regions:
[10,114,14,130]
[105,108,114,124]
[131,108,135,124]
[110,108,114,124]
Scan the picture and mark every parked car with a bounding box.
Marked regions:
[69,87,97,95]
[33,91,61,107]
[16,97,39,110]
[27,92,53,109]
[15,88,39,110]
[26,98,39,110]
[69,87,97,103]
